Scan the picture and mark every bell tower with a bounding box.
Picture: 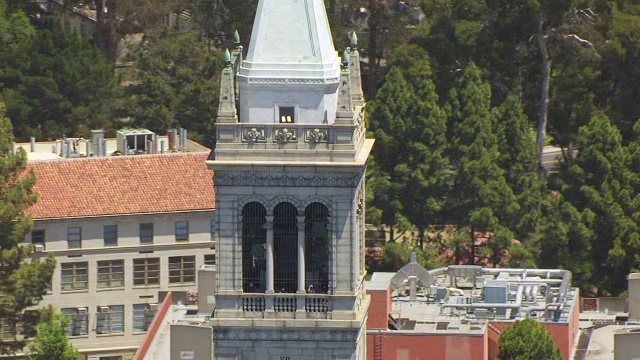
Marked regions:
[207,0,372,358]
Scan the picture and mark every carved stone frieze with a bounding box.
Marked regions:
[214,328,358,342]
[273,128,297,143]
[305,128,329,143]
[215,170,362,188]
[247,77,339,85]
[243,127,266,143]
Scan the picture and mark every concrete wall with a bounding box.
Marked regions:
[170,324,213,360]
[366,332,488,360]
[614,329,640,360]
[27,211,215,357]
[628,273,640,320]
[215,338,361,360]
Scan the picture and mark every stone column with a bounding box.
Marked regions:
[297,216,306,294]
[265,217,274,294]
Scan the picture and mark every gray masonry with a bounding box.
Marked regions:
[206,0,371,358]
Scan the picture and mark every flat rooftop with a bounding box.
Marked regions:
[366,264,579,335]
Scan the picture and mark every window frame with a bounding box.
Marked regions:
[133,258,160,287]
[97,260,125,289]
[96,305,124,335]
[204,254,216,266]
[61,262,89,291]
[103,225,118,246]
[175,221,189,242]
[139,223,154,244]
[67,226,82,249]
[168,256,196,284]
[132,304,157,332]
[31,229,45,248]
[61,308,88,336]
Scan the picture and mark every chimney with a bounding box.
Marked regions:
[65,140,71,158]
[180,128,187,150]
[122,138,128,155]
[85,140,90,157]
[147,139,154,154]
[628,273,640,321]
[91,130,105,157]
[30,137,35,152]
[161,140,165,154]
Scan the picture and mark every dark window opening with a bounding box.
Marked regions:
[274,202,298,293]
[279,107,295,123]
[242,202,266,293]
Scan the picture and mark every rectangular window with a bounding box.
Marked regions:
[104,225,118,246]
[0,318,16,341]
[133,258,160,286]
[175,221,189,241]
[31,229,45,248]
[169,256,195,284]
[140,223,154,244]
[61,262,88,291]
[61,308,88,336]
[97,260,124,288]
[132,304,157,332]
[279,106,295,123]
[96,305,124,334]
[67,227,82,249]
[204,254,216,266]
[100,356,123,360]
[210,219,216,241]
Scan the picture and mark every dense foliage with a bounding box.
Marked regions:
[498,318,562,360]
[28,311,79,360]
[0,104,55,354]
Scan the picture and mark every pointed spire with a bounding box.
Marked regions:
[224,49,231,67]
[350,32,358,51]
[233,30,241,48]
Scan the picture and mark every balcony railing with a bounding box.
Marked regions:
[237,293,331,314]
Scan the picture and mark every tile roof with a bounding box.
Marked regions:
[27,152,214,219]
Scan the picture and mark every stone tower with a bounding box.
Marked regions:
[206,0,372,358]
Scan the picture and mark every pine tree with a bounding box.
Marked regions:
[498,318,562,360]
[558,114,638,294]
[492,94,542,239]
[28,311,79,360]
[0,103,55,354]
[445,63,518,264]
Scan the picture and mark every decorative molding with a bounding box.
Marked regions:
[243,127,267,143]
[247,77,339,85]
[273,128,297,143]
[215,170,362,188]
[305,128,329,143]
[214,328,358,342]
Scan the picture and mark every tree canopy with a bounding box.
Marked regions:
[498,318,562,360]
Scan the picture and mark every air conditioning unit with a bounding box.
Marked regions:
[34,244,45,252]
[99,306,110,314]
[77,308,87,315]
[148,304,158,311]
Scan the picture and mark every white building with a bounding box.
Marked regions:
[207,0,372,358]
[8,133,216,360]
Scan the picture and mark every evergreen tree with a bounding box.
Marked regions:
[367,64,449,245]
[445,63,517,264]
[123,29,223,147]
[28,311,79,360]
[0,18,118,141]
[0,103,55,354]
[498,318,562,360]
[558,114,639,294]
[492,94,542,239]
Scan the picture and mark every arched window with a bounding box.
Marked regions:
[242,202,266,293]
[274,202,298,293]
[305,203,329,293]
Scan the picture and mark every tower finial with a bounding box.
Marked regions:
[233,30,241,48]
[342,48,349,68]
[224,49,231,67]
[350,32,358,50]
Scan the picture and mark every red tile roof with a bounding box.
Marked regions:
[27,152,215,219]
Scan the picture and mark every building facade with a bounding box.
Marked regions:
[7,144,216,360]
[206,0,372,358]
